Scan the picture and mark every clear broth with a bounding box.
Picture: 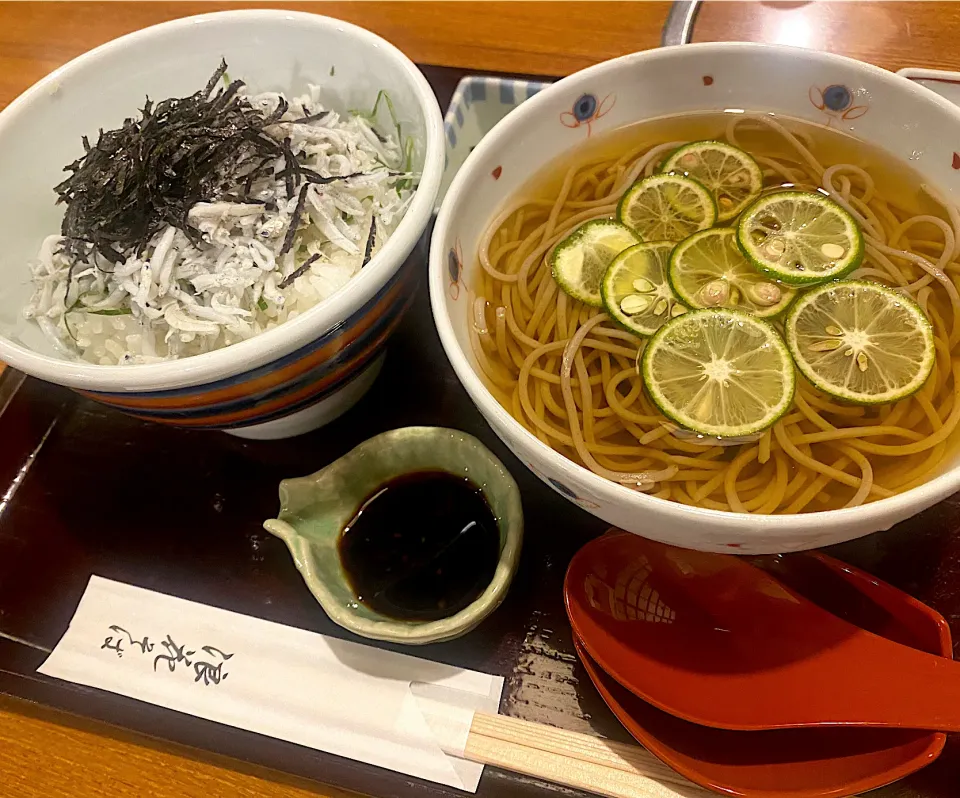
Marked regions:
[500,111,943,224]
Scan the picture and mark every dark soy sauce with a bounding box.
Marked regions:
[338,471,501,622]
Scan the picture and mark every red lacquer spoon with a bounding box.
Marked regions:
[569,541,948,796]
[565,533,960,731]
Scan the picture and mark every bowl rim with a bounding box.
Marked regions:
[0,8,444,392]
[264,426,524,644]
[430,40,960,532]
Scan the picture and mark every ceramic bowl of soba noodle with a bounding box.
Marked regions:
[430,43,960,553]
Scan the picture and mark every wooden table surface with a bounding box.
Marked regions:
[4,2,960,797]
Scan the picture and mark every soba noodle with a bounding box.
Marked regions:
[471,113,960,513]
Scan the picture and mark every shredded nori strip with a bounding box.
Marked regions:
[278,253,321,289]
[243,156,275,197]
[279,184,311,258]
[362,218,377,267]
[212,79,245,111]
[264,95,289,125]
[280,136,298,199]
[282,167,406,190]
[54,60,284,264]
[57,238,94,265]
[298,110,331,124]
[85,307,134,316]
[203,60,229,97]
[300,169,365,186]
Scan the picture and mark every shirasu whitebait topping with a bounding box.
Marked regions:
[23,63,417,364]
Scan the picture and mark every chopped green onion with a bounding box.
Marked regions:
[397,136,416,194]
[354,89,403,155]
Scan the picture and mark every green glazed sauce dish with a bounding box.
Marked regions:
[264,427,523,645]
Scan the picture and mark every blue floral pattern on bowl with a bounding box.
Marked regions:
[560,92,615,137]
[809,83,868,124]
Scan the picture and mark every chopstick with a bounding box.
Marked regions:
[456,712,716,798]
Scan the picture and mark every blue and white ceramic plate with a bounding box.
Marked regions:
[438,75,552,208]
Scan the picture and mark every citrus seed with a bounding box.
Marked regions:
[821,242,846,259]
[620,294,653,315]
[748,282,781,306]
[809,338,843,352]
[700,280,729,306]
[764,239,786,258]
[632,278,655,293]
